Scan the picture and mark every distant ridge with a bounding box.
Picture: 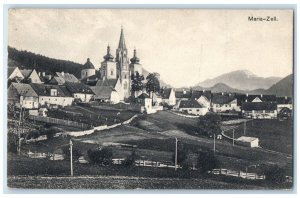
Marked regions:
[196,70,281,90]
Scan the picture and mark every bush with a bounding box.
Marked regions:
[87,147,113,166]
[264,165,287,184]
[197,150,219,173]
[8,133,18,153]
[122,151,137,167]
[198,113,221,137]
[62,146,82,162]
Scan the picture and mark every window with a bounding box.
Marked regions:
[124,75,127,79]
[111,70,114,75]
[196,109,200,112]
[189,109,192,111]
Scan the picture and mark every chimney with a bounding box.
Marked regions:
[229,93,231,96]
[222,92,224,96]
[285,96,288,100]
[261,94,263,98]
[183,89,186,94]
[203,89,205,92]
[246,93,249,97]
[42,72,45,77]
[61,71,64,77]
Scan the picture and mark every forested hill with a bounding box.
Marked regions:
[7,46,83,78]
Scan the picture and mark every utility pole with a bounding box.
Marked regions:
[17,107,22,155]
[232,129,235,146]
[175,138,178,171]
[70,139,73,176]
[213,133,216,153]
[244,120,246,136]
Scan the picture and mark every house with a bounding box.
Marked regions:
[161,88,176,106]
[175,89,191,102]
[8,83,39,109]
[90,86,120,104]
[30,83,74,107]
[178,100,208,116]
[20,69,42,83]
[96,78,124,100]
[211,93,238,112]
[152,92,163,106]
[49,72,79,85]
[242,102,277,119]
[137,93,155,114]
[236,136,259,148]
[38,108,48,117]
[276,96,293,112]
[65,82,94,102]
[8,67,24,82]
[191,90,212,109]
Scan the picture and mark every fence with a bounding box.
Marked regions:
[210,168,265,180]
[28,115,90,130]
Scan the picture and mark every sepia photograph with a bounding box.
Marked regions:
[5,7,294,190]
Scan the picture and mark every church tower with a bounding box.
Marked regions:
[101,45,117,80]
[116,27,130,99]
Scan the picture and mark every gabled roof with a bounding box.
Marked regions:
[19,69,32,78]
[276,97,292,104]
[179,100,203,109]
[190,90,212,101]
[96,78,118,88]
[242,102,277,111]
[211,93,236,104]
[30,83,72,97]
[138,93,150,99]
[49,76,65,85]
[90,86,115,99]
[83,58,95,69]
[175,90,191,99]
[55,72,79,83]
[161,88,172,99]
[65,82,93,94]
[9,83,38,97]
[8,67,22,78]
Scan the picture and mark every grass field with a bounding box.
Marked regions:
[223,119,293,155]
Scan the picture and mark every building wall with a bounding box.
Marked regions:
[179,107,209,116]
[28,70,42,83]
[39,96,73,107]
[110,91,120,104]
[242,110,277,119]
[101,61,117,80]
[168,89,176,106]
[197,96,210,108]
[277,104,293,112]
[129,63,143,77]
[212,99,238,112]
[20,96,39,109]
[81,69,95,79]
[73,93,94,102]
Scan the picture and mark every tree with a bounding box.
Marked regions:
[122,151,137,167]
[130,71,144,97]
[7,133,18,153]
[198,113,222,137]
[264,165,287,184]
[63,145,81,162]
[87,147,113,166]
[145,73,160,102]
[197,150,219,173]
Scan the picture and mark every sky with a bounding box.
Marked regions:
[8,9,293,87]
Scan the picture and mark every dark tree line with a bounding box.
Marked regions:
[8,46,83,78]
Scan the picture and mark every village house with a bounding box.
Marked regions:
[152,92,163,106]
[178,100,209,116]
[90,86,120,104]
[65,82,94,103]
[211,93,239,113]
[8,82,39,109]
[49,72,79,85]
[276,96,293,112]
[242,102,277,119]
[175,89,191,102]
[191,90,212,109]
[30,83,74,107]
[161,88,176,106]
[8,67,24,82]
[20,68,42,84]
[136,93,156,114]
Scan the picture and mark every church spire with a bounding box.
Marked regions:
[118,27,127,50]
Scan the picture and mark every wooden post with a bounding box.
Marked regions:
[175,138,178,171]
[244,120,246,136]
[213,133,216,153]
[70,139,73,176]
[232,129,235,146]
[17,107,22,155]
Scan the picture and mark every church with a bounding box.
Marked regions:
[81,27,143,101]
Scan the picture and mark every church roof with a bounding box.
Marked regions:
[90,86,115,100]
[118,27,127,50]
[83,58,95,69]
[130,49,140,64]
[103,45,114,61]
[96,78,118,88]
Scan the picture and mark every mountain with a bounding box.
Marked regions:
[191,83,244,93]
[265,74,293,97]
[196,70,281,90]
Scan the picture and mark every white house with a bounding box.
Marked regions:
[65,82,94,102]
[161,88,176,106]
[30,83,74,107]
[276,96,292,112]
[90,86,120,104]
[211,93,239,112]
[236,136,259,148]
[137,93,156,114]
[178,100,208,116]
[20,69,42,84]
[242,102,277,119]
[8,83,39,109]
